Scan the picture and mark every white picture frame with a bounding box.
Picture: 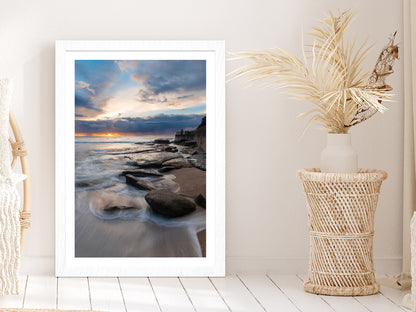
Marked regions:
[55,40,225,276]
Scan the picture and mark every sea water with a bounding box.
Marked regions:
[74,136,206,257]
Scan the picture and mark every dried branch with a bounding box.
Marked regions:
[348,31,399,126]
[229,10,398,134]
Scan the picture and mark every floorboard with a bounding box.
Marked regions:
[0,274,408,312]
[355,293,405,312]
[180,277,229,312]
[378,275,408,310]
[238,274,300,312]
[57,277,90,310]
[88,277,125,312]
[267,274,334,312]
[150,277,194,312]
[23,275,57,309]
[297,274,368,312]
[209,275,264,312]
[119,277,160,312]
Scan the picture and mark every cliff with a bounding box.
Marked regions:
[174,129,196,143]
[194,116,206,152]
[174,116,206,152]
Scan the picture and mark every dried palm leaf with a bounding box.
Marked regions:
[229,9,398,134]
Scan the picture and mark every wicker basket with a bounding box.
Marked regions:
[297,168,387,296]
[8,111,31,256]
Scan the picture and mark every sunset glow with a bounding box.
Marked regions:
[75,60,206,136]
[75,133,122,137]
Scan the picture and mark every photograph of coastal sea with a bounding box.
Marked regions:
[74,60,207,257]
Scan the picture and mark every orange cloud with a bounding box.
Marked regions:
[76,81,95,95]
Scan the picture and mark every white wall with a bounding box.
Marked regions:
[0,0,403,274]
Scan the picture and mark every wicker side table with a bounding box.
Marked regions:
[297,168,387,296]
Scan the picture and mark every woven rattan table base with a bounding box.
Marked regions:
[298,168,387,297]
[304,281,380,296]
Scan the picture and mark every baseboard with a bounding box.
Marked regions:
[226,256,403,275]
[19,256,402,276]
[20,256,55,275]
[226,257,309,274]
[373,257,403,275]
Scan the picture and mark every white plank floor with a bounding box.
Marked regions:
[0,274,408,312]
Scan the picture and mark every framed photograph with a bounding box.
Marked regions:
[55,40,225,276]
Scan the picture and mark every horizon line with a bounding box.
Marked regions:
[75,133,175,137]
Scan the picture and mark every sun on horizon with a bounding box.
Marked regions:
[75,60,206,137]
[75,133,122,137]
[75,132,177,137]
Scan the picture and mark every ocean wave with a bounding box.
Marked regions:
[76,189,205,230]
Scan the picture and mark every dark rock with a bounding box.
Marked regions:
[136,142,154,145]
[107,147,154,155]
[125,174,155,191]
[195,116,206,152]
[145,189,196,218]
[197,229,206,257]
[188,153,206,171]
[124,160,140,166]
[174,117,206,151]
[103,206,136,212]
[121,169,163,177]
[182,148,198,155]
[197,116,206,129]
[194,194,206,208]
[158,166,176,173]
[163,146,178,153]
[75,182,95,188]
[131,152,181,168]
[183,140,197,147]
[174,129,195,143]
[162,158,192,169]
[154,138,170,144]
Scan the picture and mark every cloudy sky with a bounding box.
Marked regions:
[75,60,206,136]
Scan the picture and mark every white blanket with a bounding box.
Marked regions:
[0,79,24,295]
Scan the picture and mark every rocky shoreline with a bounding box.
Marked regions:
[112,138,207,257]
[75,117,207,258]
[114,138,206,218]
[75,137,207,258]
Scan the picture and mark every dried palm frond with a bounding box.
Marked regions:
[229,9,398,134]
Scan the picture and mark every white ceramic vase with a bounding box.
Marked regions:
[320,133,358,173]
